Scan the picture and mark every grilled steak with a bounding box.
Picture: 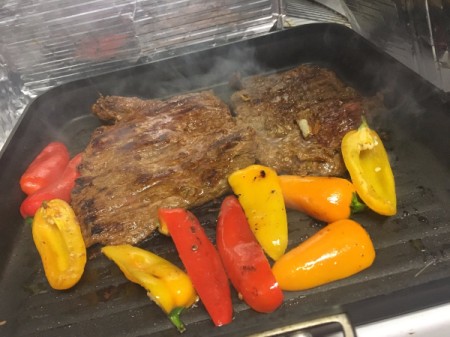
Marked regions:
[71,91,256,247]
[73,64,384,247]
[231,64,381,176]
[91,95,168,123]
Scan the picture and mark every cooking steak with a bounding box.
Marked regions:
[71,91,256,247]
[231,64,382,176]
[73,65,384,247]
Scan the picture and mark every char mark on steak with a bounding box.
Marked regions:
[231,64,383,176]
[72,91,256,247]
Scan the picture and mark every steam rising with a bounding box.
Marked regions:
[0,0,276,151]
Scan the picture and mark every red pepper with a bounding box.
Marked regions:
[158,208,233,327]
[20,142,70,195]
[20,153,82,218]
[216,195,283,313]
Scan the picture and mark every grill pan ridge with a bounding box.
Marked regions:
[1,23,450,336]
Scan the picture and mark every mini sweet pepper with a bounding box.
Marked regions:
[158,208,233,327]
[102,244,198,333]
[32,199,87,290]
[272,219,375,291]
[20,153,82,218]
[228,165,288,261]
[341,118,396,216]
[216,195,283,313]
[20,142,70,195]
[278,175,365,223]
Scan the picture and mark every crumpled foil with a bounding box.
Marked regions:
[341,0,450,95]
[0,0,280,150]
[2,0,450,151]
[7,0,414,150]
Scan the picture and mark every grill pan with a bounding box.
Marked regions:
[1,23,450,336]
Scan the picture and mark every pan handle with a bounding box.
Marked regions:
[247,312,355,337]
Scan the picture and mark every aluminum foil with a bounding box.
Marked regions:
[341,0,450,94]
[10,0,440,151]
[0,0,280,150]
[283,0,350,27]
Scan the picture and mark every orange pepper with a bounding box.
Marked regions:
[278,176,365,223]
[272,219,375,291]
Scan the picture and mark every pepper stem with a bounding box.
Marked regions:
[359,116,369,129]
[168,307,186,333]
[25,217,34,226]
[350,192,366,214]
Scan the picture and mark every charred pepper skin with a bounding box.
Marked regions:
[32,199,87,290]
[102,244,198,333]
[158,208,233,327]
[278,175,365,223]
[341,119,397,216]
[272,219,375,291]
[216,195,283,313]
[20,142,70,195]
[20,153,82,218]
[228,165,288,261]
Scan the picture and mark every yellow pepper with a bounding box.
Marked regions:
[228,164,288,261]
[341,118,397,216]
[102,244,198,333]
[272,219,376,291]
[32,199,87,290]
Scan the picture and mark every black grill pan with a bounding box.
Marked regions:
[1,23,450,336]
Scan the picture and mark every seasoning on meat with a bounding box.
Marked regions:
[71,91,256,247]
[231,64,383,176]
